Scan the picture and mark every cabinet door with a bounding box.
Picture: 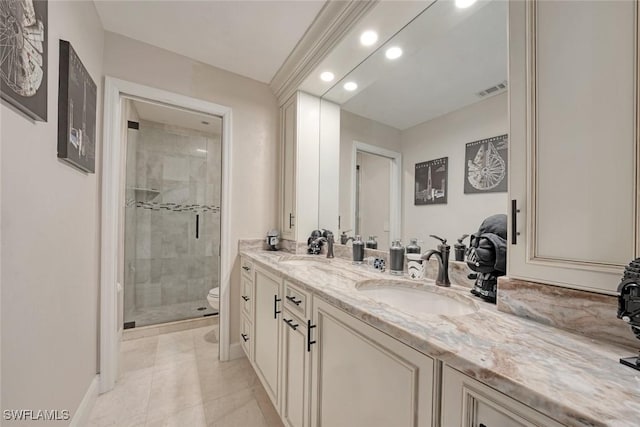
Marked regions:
[509,0,640,294]
[281,310,310,427]
[310,297,435,427]
[281,95,297,240]
[254,268,282,407]
[441,366,564,427]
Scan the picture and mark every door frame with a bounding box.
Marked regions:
[350,141,402,244]
[100,77,233,392]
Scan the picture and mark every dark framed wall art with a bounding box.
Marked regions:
[415,157,448,205]
[464,134,508,194]
[0,0,48,121]
[57,40,97,173]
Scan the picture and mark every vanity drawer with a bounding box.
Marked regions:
[284,281,309,319]
[240,314,253,361]
[241,257,254,279]
[241,275,253,318]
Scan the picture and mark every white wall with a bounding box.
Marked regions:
[401,93,508,246]
[339,110,401,234]
[1,1,104,422]
[102,32,279,345]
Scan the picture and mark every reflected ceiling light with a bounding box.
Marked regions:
[344,82,358,91]
[455,0,477,8]
[197,149,208,153]
[385,47,403,60]
[360,30,378,46]
[320,71,335,82]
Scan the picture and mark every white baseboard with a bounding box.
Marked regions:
[229,342,245,360]
[70,375,99,427]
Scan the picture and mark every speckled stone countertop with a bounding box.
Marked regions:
[240,248,640,427]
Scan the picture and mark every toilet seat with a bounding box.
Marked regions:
[208,288,219,298]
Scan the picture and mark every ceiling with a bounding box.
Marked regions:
[323,0,507,130]
[132,99,222,135]
[94,0,326,83]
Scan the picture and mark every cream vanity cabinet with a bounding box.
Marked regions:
[280,281,312,427]
[309,297,437,427]
[508,0,640,294]
[253,265,283,408]
[239,258,254,359]
[279,91,323,241]
[441,366,564,427]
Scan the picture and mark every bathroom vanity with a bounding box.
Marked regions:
[238,250,639,427]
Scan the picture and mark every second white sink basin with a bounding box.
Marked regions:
[356,280,477,317]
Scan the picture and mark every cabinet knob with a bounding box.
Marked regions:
[242,295,250,302]
[241,333,249,342]
[242,266,250,271]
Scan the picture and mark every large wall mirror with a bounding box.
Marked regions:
[319,0,509,251]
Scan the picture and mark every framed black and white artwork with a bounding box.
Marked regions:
[57,40,97,173]
[0,0,48,121]
[464,134,508,194]
[415,157,448,205]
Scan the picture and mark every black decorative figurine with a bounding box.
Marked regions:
[617,258,640,371]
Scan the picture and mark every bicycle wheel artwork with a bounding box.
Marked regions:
[0,0,48,121]
[464,134,508,194]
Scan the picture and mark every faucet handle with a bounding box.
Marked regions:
[429,234,447,244]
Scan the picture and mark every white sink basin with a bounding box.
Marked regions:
[356,280,477,317]
[277,255,330,266]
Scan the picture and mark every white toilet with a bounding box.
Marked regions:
[207,287,219,311]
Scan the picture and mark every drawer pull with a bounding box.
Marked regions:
[242,266,250,271]
[286,295,302,306]
[241,333,249,342]
[307,320,317,352]
[242,295,250,302]
[283,318,299,330]
[274,295,282,319]
[479,424,487,427]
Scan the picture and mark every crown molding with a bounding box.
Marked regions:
[270,0,378,105]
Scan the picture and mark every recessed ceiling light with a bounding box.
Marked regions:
[320,71,335,82]
[360,30,378,46]
[201,120,209,125]
[197,149,208,153]
[344,82,358,91]
[455,0,477,8]
[385,47,403,60]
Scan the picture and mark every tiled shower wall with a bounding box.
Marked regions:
[124,119,221,324]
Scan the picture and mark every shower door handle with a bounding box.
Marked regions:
[195,214,200,239]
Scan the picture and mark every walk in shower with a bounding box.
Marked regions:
[123,99,222,328]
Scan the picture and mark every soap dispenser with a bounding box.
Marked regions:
[352,235,365,264]
[366,235,378,249]
[389,240,405,275]
[454,234,469,261]
[406,238,421,254]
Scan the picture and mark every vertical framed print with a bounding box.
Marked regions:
[415,157,448,205]
[0,0,48,121]
[57,40,97,173]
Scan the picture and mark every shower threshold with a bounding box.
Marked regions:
[126,299,217,328]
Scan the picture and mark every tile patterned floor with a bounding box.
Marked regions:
[88,326,283,427]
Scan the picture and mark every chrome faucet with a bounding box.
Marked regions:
[421,235,451,287]
[310,231,335,258]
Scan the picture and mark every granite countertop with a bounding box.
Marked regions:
[240,249,640,427]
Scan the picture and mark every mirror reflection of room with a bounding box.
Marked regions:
[325,0,508,250]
